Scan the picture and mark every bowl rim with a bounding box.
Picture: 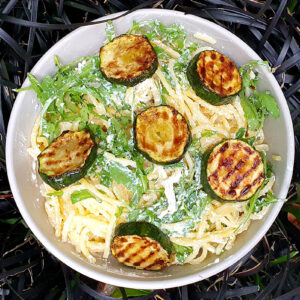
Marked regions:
[6,8,295,289]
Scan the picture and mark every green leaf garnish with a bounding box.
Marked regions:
[71,189,95,204]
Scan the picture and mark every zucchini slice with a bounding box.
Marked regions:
[201,139,265,201]
[111,222,173,270]
[134,105,191,164]
[38,130,97,190]
[187,50,242,105]
[100,34,158,86]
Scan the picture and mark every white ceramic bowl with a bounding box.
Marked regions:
[6,9,294,289]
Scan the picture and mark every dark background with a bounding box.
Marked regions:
[0,1,300,299]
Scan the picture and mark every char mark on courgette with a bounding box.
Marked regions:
[38,130,97,190]
[202,139,265,201]
[111,222,173,270]
[99,34,158,86]
[134,105,191,165]
[187,50,242,105]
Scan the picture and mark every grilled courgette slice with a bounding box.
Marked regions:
[134,105,191,165]
[99,34,158,86]
[38,130,97,190]
[111,222,173,270]
[187,50,242,105]
[201,139,265,201]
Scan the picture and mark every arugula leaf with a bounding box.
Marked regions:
[47,190,63,197]
[109,161,139,190]
[105,20,115,42]
[129,20,187,54]
[234,185,263,233]
[257,91,280,119]
[239,60,280,132]
[27,73,44,102]
[71,189,95,204]
[239,94,260,131]
[153,45,171,60]
[254,192,283,212]
[23,55,127,144]
[235,127,246,139]
[164,162,185,169]
[201,131,218,137]
[172,243,193,263]
[239,60,270,79]
[188,138,201,156]
[161,62,176,88]
[54,55,62,69]
[115,206,124,218]
[127,197,167,225]
[127,154,210,237]
[235,171,283,233]
[91,156,146,208]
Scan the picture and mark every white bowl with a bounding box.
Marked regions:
[6,9,294,289]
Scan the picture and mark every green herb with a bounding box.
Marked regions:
[47,190,63,197]
[129,20,186,53]
[172,243,193,263]
[70,189,95,204]
[239,61,280,131]
[153,45,170,60]
[91,156,146,208]
[235,127,246,139]
[239,95,260,131]
[188,138,201,156]
[158,81,168,104]
[235,167,283,233]
[201,131,218,137]
[161,62,175,88]
[127,198,166,225]
[234,185,263,233]
[164,162,185,169]
[127,154,211,237]
[105,20,115,42]
[24,55,127,143]
[115,206,124,218]
[254,192,283,212]
[54,55,62,69]
[257,91,280,119]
